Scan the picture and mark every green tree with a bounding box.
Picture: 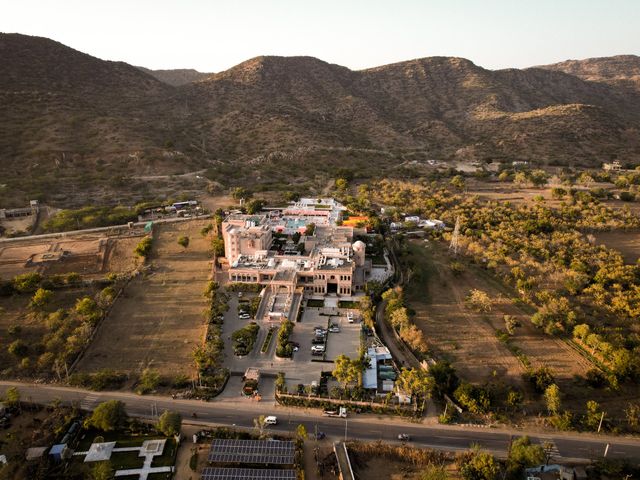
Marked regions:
[507,436,545,478]
[87,400,128,432]
[136,368,161,395]
[211,237,225,257]
[460,447,499,480]
[134,237,153,258]
[8,339,28,358]
[466,289,492,313]
[335,178,348,191]
[585,400,605,431]
[4,386,20,408]
[157,410,182,436]
[253,415,267,438]
[333,354,360,393]
[295,424,308,441]
[544,384,562,415]
[450,175,466,191]
[13,272,42,293]
[30,288,53,310]
[529,170,548,187]
[177,235,190,249]
[397,368,434,411]
[231,187,251,200]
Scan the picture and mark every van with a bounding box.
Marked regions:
[264,416,277,425]
[347,312,354,323]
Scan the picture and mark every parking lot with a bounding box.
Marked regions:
[219,295,362,396]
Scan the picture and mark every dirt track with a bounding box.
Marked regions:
[77,220,212,377]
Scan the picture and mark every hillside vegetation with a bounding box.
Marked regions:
[1,34,640,206]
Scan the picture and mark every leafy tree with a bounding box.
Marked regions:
[245,199,265,214]
[231,187,251,200]
[454,382,491,414]
[397,368,434,410]
[335,178,348,191]
[625,403,640,431]
[253,415,267,438]
[136,368,161,395]
[8,339,28,358]
[430,361,459,398]
[200,223,214,237]
[13,272,42,293]
[177,235,190,249]
[526,366,555,393]
[507,436,545,477]
[503,315,518,335]
[304,223,316,236]
[460,447,499,480]
[157,410,182,436]
[30,288,53,310]
[211,237,225,257]
[585,400,605,431]
[466,289,492,313]
[551,187,567,199]
[4,386,20,407]
[450,175,466,191]
[87,400,128,432]
[529,170,548,187]
[134,237,152,258]
[333,354,360,392]
[295,424,307,441]
[544,384,561,415]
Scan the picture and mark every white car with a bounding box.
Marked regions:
[264,415,277,425]
[328,325,340,333]
[239,314,251,319]
[311,345,325,353]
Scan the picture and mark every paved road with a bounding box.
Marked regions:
[2,381,639,463]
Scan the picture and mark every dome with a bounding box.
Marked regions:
[352,240,366,252]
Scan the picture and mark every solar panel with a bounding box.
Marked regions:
[207,439,295,465]
[201,467,296,480]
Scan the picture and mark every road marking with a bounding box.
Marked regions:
[545,441,561,458]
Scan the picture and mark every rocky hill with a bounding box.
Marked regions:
[136,67,211,86]
[1,33,639,206]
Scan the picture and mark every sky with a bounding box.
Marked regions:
[1,0,639,72]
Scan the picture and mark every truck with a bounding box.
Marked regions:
[323,406,347,418]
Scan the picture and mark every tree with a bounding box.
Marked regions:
[504,315,518,335]
[231,187,251,200]
[397,368,434,411]
[254,415,267,438]
[245,199,265,214]
[551,187,567,200]
[625,402,640,431]
[8,339,28,358]
[91,461,113,480]
[295,424,308,441]
[30,288,53,310]
[157,410,182,436]
[529,170,548,187]
[87,400,128,432]
[136,368,161,395]
[177,235,190,249]
[544,384,562,415]
[134,237,152,258]
[460,447,499,480]
[507,436,545,477]
[430,361,459,398]
[333,354,359,393]
[4,386,20,408]
[513,172,528,187]
[211,237,225,257]
[335,178,348,191]
[466,289,492,313]
[450,175,466,191]
[304,223,316,236]
[585,400,604,431]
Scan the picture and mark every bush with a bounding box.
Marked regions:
[231,322,260,356]
[13,272,42,293]
[136,368,161,395]
[134,237,153,258]
[275,320,294,358]
[8,339,28,358]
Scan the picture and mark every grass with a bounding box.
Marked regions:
[110,451,144,470]
[338,300,359,308]
[307,299,325,308]
[261,327,275,353]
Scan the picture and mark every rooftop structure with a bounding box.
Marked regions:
[201,468,296,480]
[222,201,372,302]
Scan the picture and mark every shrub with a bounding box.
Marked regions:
[134,237,153,258]
[8,339,29,358]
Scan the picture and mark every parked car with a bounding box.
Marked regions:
[264,416,277,425]
[328,325,340,333]
[312,337,325,345]
[314,328,327,335]
[239,314,251,319]
[238,292,243,298]
[347,312,354,323]
[311,345,325,354]
[315,431,326,440]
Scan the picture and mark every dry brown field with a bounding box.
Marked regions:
[77,219,212,378]
[593,229,640,264]
[0,231,141,280]
[406,241,591,387]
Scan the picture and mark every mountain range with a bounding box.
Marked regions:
[1,33,640,205]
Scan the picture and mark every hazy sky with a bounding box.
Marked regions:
[2,0,639,72]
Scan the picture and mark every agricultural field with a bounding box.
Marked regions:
[403,240,591,386]
[76,220,212,379]
[593,229,640,264]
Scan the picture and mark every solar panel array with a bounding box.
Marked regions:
[201,468,296,480]
[207,439,295,465]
